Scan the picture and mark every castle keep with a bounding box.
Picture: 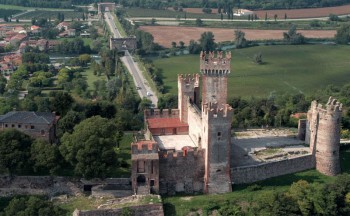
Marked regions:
[131,51,342,195]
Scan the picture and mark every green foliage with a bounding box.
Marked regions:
[1,196,66,216]
[234,30,248,49]
[50,91,74,115]
[31,139,61,174]
[158,94,178,109]
[199,31,216,52]
[283,25,305,44]
[59,116,119,178]
[335,24,350,44]
[0,129,33,174]
[195,18,203,26]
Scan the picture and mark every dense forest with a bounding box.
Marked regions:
[1,0,350,10]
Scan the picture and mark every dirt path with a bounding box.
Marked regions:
[140,26,336,48]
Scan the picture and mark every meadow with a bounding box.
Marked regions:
[153,44,350,99]
[16,10,83,20]
[0,9,21,17]
[0,4,73,11]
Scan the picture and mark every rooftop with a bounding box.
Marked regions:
[0,111,56,125]
[147,118,188,129]
[153,135,196,151]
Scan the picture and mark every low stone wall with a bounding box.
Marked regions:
[73,203,164,216]
[0,175,82,197]
[231,155,315,184]
[91,185,132,198]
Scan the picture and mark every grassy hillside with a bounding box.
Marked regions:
[153,44,350,99]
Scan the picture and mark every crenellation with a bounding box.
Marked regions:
[144,109,180,119]
[131,142,158,154]
[200,51,231,75]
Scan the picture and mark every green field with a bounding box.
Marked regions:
[17,10,83,20]
[0,4,73,11]
[154,44,350,98]
[81,67,105,91]
[0,9,21,16]
[124,8,246,20]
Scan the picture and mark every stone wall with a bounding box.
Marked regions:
[231,155,314,184]
[159,149,205,195]
[187,104,202,147]
[0,176,82,197]
[73,203,164,216]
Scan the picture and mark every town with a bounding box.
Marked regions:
[0,0,350,215]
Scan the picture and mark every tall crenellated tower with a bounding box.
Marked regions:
[178,74,200,123]
[200,51,231,106]
[200,51,233,194]
[306,97,342,176]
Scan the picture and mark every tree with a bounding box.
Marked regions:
[171,41,177,48]
[283,25,305,44]
[199,31,216,52]
[3,196,66,216]
[78,54,91,67]
[285,13,287,20]
[0,129,33,174]
[234,30,248,48]
[50,91,74,115]
[179,41,185,49]
[31,139,61,174]
[253,52,263,64]
[151,18,156,25]
[329,13,340,21]
[188,39,201,54]
[196,18,203,27]
[335,24,350,44]
[59,116,119,178]
[265,12,268,21]
[274,14,278,21]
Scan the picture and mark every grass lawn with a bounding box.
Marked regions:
[111,133,133,178]
[81,67,105,91]
[153,44,350,99]
[0,4,73,11]
[58,37,93,47]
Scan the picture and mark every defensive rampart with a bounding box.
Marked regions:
[159,149,205,195]
[231,155,314,184]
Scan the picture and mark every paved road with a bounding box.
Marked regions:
[104,12,158,107]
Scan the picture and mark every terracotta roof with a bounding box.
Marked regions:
[147,118,188,129]
[134,140,157,150]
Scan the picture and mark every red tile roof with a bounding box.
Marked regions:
[147,118,188,129]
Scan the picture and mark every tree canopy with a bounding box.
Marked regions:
[59,116,119,178]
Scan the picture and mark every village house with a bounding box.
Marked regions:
[0,111,59,143]
[56,21,70,31]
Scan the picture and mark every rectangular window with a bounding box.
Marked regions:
[18,124,21,128]
[30,125,35,129]
[11,124,15,128]
[137,160,145,173]
[5,124,8,128]
[217,132,222,140]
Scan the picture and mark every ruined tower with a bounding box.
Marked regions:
[306,97,342,176]
[200,51,233,194]
[178,74,200,123]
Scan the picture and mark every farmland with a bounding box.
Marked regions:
[184,4,350,19]
[153,45,350,98]
[140,26,336,48]
[16,10,83,20]
[0,9,21,17]
[0,4,73,11]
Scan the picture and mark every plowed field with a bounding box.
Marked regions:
[140,26,336,48]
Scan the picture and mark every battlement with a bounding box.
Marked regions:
[144,109,180,119]
[178,74,200,86]
[312,97,342,116]
[131,141,158,154]
[159,148,204,160]
[200,51,231,75]
[202,102,233,119]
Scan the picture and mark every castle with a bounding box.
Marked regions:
[131,51,342,195]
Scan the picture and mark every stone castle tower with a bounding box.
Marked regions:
[306,97,342,176]
[178,74,200,123]
[200,51,233,194]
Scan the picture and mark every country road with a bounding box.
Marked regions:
[104,11,158,107]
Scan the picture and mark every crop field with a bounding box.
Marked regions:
[0,4,73,11]
[0,9,21,17]
[124,8,245,20]
[16,10,83,20]
[153,45,350,99]
[140,26,336,48]
[179,4,350,19]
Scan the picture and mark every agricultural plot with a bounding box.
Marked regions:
[16,10,83,20]
[140,26,336,48]
[125,8,240,19]
[0,9,21,17]
[153,45,350,98]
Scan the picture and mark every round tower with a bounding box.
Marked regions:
[315,97,342,176]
